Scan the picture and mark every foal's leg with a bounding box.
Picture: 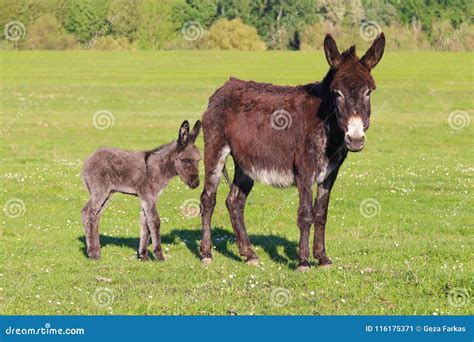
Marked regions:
[81,192,111,259]
[138,209,150,261]
[140,196,164,261]
[313,171,339,267]
[225,164,258,264]
[296,175,314,271]
[200,143,230,263]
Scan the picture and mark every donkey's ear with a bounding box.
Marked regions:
[324,34,341,69]
[189,120,201,143]
[360,33,385,70]
[177,120,190,149]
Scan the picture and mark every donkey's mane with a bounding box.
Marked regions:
[341,45,357,59]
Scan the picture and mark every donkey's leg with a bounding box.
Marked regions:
[313,171,339,267]
[200,144,230,263]
[81,192,111,260]
[138,209,150,261]
[225,164,258,264]
[296,176,314,271]
[140,196,164,261]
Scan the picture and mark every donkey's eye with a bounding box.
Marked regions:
[333,90,344,99]
[364,89,373,97]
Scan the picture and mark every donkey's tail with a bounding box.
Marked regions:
[222,164,231,187]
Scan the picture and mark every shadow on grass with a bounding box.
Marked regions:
[78,227,298,267]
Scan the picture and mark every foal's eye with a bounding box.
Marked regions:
[183,159,192,165]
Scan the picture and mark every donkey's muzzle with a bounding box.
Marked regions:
[345,134,365,152]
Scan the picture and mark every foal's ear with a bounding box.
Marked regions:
[360,33,385,70]
[189,120,201,143]
[177,120,190,149]
[324,34,341,69]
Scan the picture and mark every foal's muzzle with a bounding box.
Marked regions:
[188,176,200,189]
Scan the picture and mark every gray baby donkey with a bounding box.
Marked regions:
[81,120,201,261]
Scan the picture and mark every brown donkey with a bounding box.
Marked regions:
[81,120,201,260]
[200,33,385,270]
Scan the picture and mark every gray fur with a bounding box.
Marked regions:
[81,120,201,260]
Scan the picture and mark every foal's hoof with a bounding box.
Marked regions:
[245,257,260,266]
[201,257,213,265]
[154,254,165,261]
[139,254,150,261]
[88,253,101,260]
[318,257,332,268]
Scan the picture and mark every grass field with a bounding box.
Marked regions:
[0,50,472,315]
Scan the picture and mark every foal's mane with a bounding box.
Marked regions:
[144,141,175,163]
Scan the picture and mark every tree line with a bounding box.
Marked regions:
[0,0,472,51]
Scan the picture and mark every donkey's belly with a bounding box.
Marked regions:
[244,166,295,188]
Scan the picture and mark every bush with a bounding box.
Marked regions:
[25,15,78,50]
[300,20,431,51]
[431,19,474,51]
[92,36,133,50]
[203,18,263,50]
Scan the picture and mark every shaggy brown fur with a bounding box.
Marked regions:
[81,120,201,260]
[199,34,385,270]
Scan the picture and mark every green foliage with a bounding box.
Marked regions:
[0,0,472,50]
[107,0,141,42]
[64,0,109,43]
[204,18,263,50]
[136,0,177,50]
[25,14,78,50]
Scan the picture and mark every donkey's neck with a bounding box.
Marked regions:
[145,141,178,181]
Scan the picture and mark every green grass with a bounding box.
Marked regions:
[0,50,472,315]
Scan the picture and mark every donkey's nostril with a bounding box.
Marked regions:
[345,134,365,152]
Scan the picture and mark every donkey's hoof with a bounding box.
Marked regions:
[202,257,213,265]
[296,265,310,272]
[318,257,332,268]
[245,257,260,266]
[296,260,310,272]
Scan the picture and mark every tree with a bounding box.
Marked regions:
[108,0,141,42]
[25,14,77,50]
[137,0,176,50]
[64,0,109,43]
[204,18,263,50]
